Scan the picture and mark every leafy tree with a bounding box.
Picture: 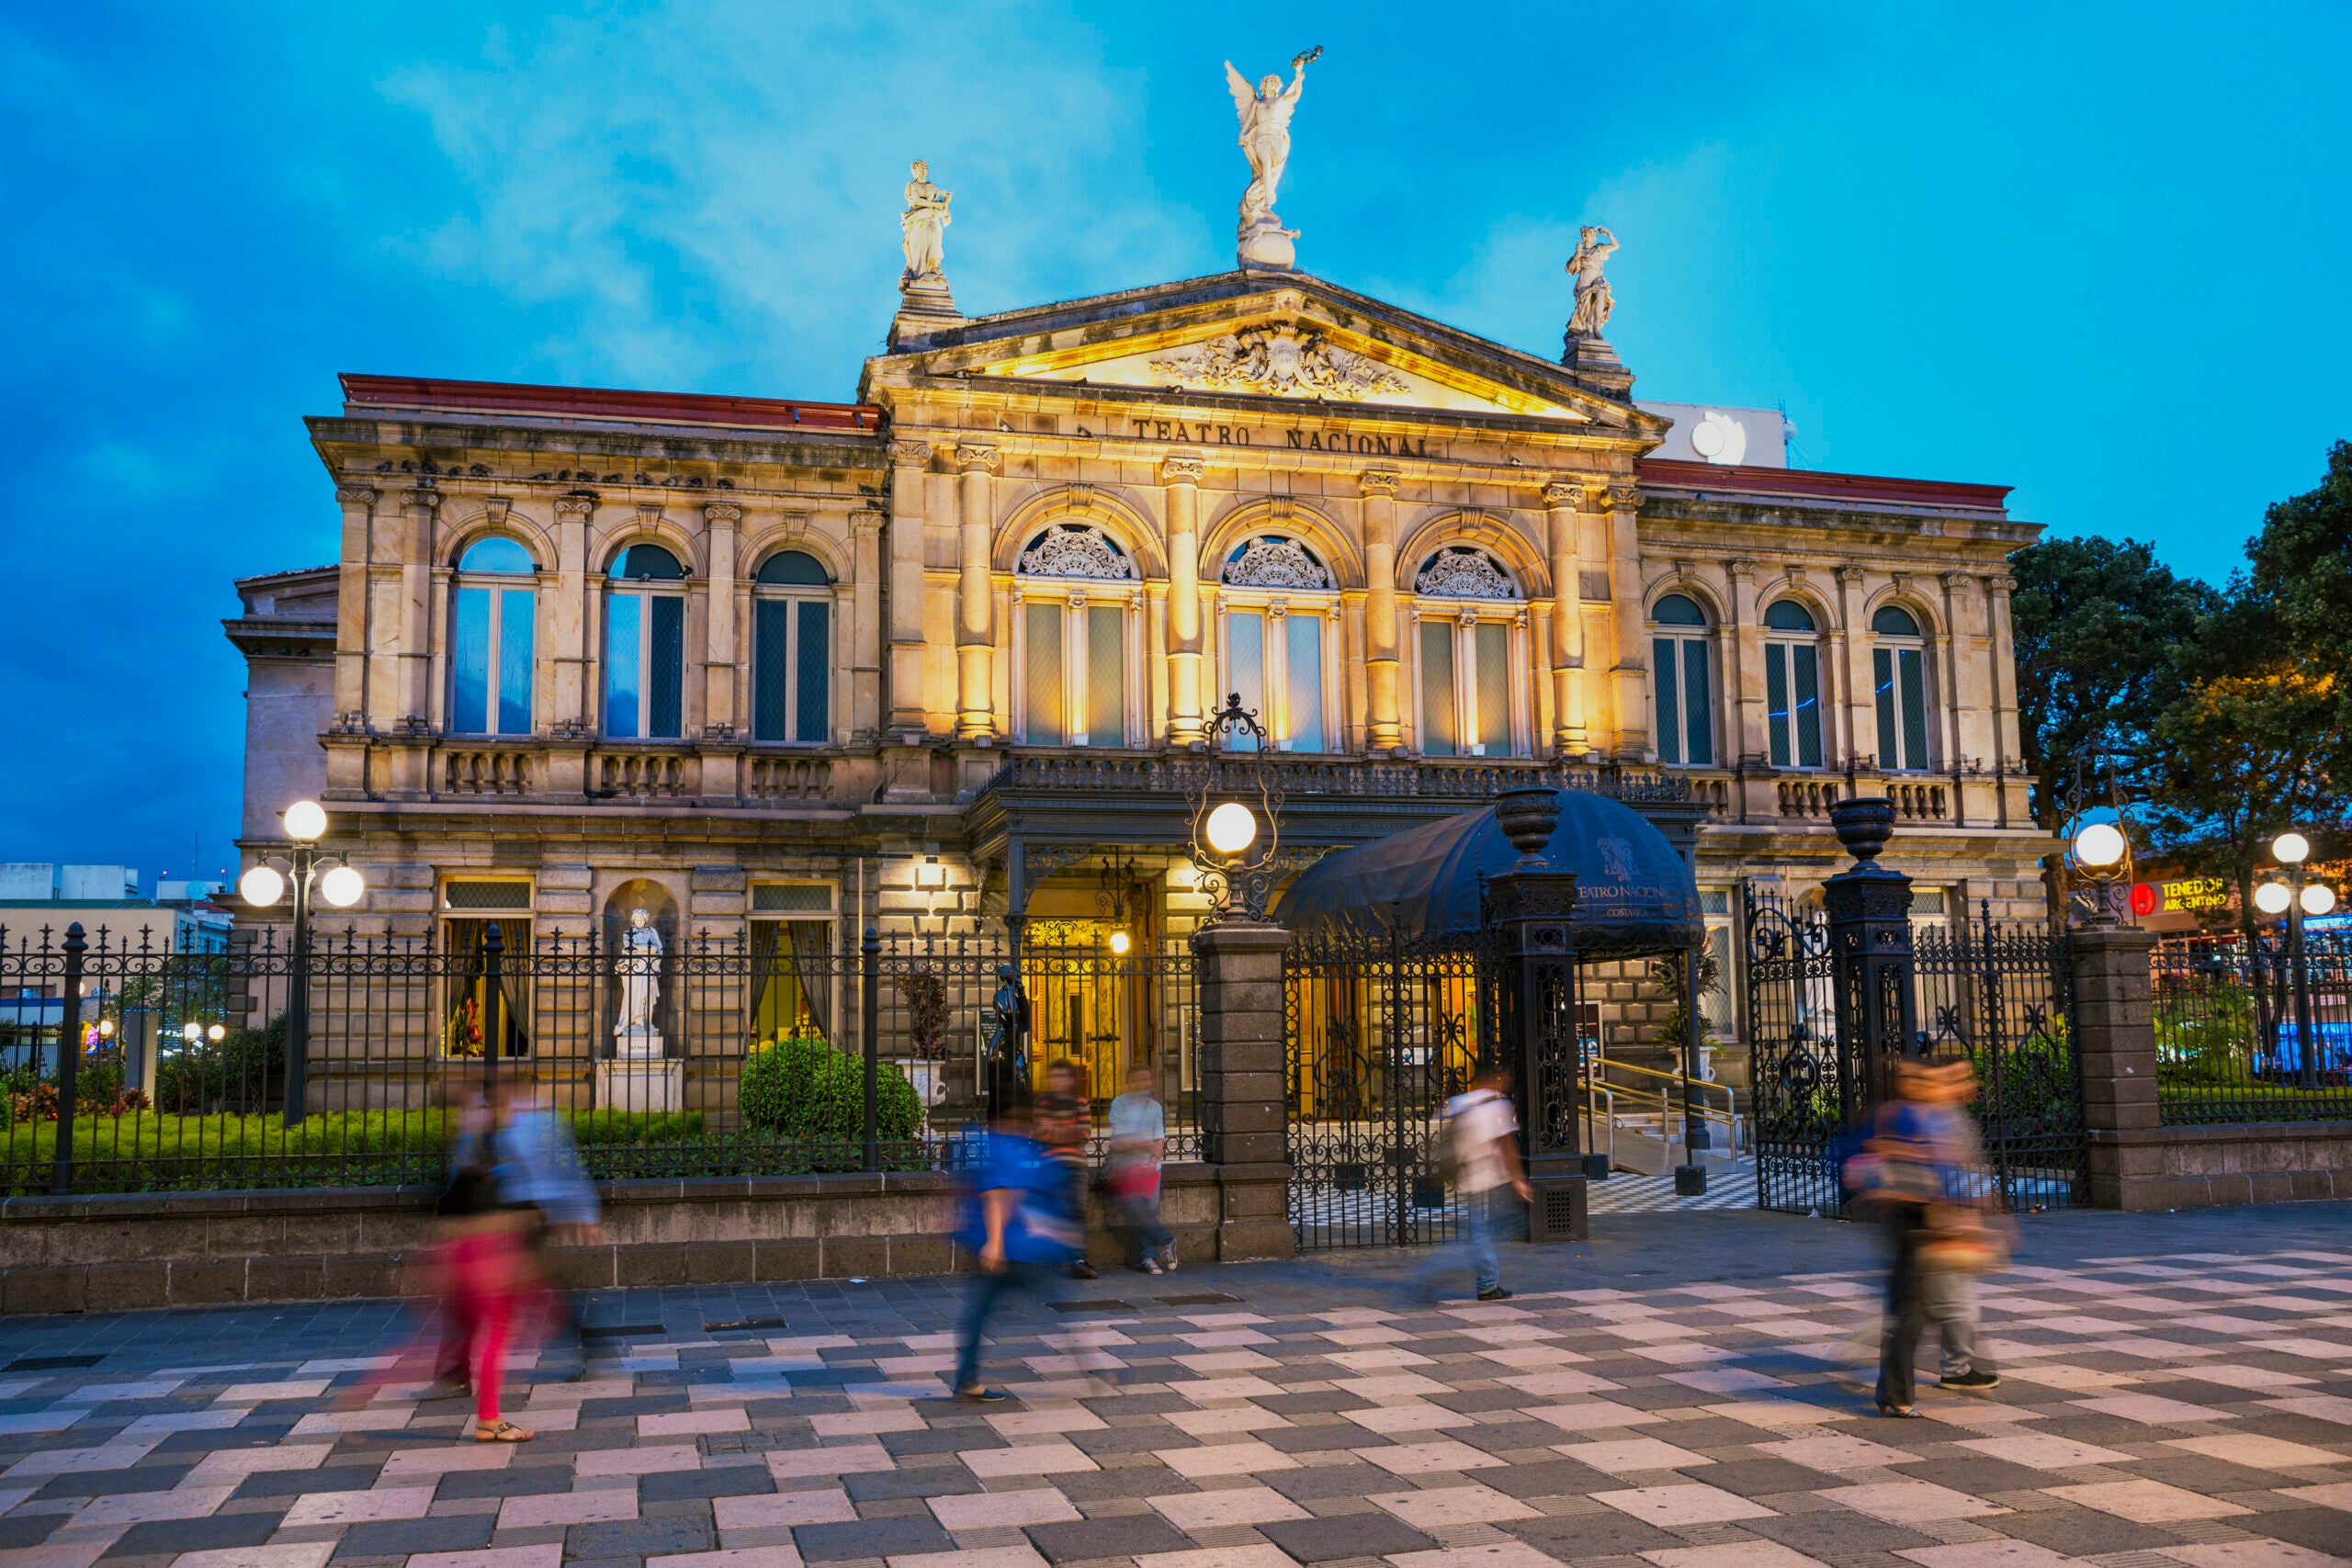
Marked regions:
[2007,536,2215,832]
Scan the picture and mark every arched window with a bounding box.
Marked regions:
[606,544,686,740]
[752,550,832,745]
[1650,593,1713,767]
[1015,525,1136,747]
[1219,535,1336,753]
[1761,599,1824,770]
[1413,547,1523,758]
[450,537,536,737]
[1872,604,1929,772]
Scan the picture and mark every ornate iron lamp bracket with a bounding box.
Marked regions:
[1183,692,1286,924]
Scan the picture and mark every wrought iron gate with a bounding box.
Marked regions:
[1915,908,2084,1211]
[1744,890,1854,1213]
[1283,925,1498,1250]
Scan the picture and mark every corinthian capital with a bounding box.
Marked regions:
[704,502,742,526]
[1602,482,1642,513]
[955,444,1001,475]
[1358,468,1401,499]
[334,485,379,510]
[887,438,933,468]
[1160,455,1206,485]
[1540,480,1581,511]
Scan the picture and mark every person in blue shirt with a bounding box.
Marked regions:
[952,1093,1080,1402]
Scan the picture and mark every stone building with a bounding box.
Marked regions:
[229,265,2047,1096]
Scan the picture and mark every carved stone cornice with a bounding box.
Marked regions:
[1358,468,1401,499]
[334,486,379,510]
[1539,481,1580,510]
[1160,455,1207,485]
[704,502,742,526]
[888,438,933,468]
[553,497,596,520]
[955,445,1001,476]
[634,502,664,530]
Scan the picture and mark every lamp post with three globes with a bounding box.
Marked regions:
[2255,832,2334,1091]
[237,800,365,1128]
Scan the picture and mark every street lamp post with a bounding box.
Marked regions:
[238,800,366,1128]
[1183,694,1285,925]
[2256,832,2333,1091]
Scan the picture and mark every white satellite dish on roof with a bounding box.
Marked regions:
[1689,410,1747,466]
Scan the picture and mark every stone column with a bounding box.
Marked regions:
[1726,558,1763,763]
[1360,468,1404,752]
[1192,919,1296,1261]
[886,439,932,738]
[1984,573,2024,819]
[1162,456,1206,745]
[702,502,741,737]
[1835,564,1871,767]
[850,505,886,741]
[2074,924,2162,1210]
[1541,481,1586,755]
[953,445,1000,740]
[331,487,377,730]
[1599,482,1647,757]
[550,497,594,737]
[1821,797,1916,1116]
[395,486,440,728]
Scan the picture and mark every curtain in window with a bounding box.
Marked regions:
[753,600,792,741]
[441,919,530,1058]
[649,595,684,739]
[1474,622,1510,756]
[1284,613,1324,752]
[1023,602,1063,742]
[1227,612,1264,750]
[1420,621,1456,756]
[1085,605,1125,747]
[788,920,832,1040]
[794,602,829,744]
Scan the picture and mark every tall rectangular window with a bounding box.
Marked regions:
[1765,642,1822,769]
[1654,636,1713,766]
[605,593,642,739]
[1227,611,1264,752]
[649,596,683,739]
[1474,622,1510,756]
[752,599,831,744]
[1420,621,1457,757]
[1875,645,1929,770]
[451,585,533,737]
[1085,604,1125,748]
[1023,602,1063,742]
[1285,614,1324,753]
[794,601,829,744]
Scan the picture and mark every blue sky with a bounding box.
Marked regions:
[3,2,2347,883]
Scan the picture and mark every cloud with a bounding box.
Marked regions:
[378,4,1204,395]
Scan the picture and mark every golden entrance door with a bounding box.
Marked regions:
[1021,917,1149,1101]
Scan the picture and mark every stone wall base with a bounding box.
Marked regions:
[0,1162,1274,1315]
[2088,1122,2352,1211]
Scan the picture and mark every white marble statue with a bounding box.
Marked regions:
[1224,47,1317,269]
[615,907,663,1053]
[1566,225,1619,340]
[899,160,952,288]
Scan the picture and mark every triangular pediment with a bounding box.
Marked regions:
[871,271,1661,434]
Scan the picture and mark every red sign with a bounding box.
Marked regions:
[2129,883,2159,917]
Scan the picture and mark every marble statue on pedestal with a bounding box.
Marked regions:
[614,907,663,1056]
[1566,225,1619,341]
[1225,47,1318,270]
[899,160,952,288]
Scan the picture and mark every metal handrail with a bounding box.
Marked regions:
[1598,1057,1738,1121]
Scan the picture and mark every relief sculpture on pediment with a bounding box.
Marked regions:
[1148,327,1408,401]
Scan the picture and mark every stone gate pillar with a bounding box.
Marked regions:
[1822,796,1917,1116]
[1482,787,1586,1241]
[1193,919,1296,1261]
[2073,923,2162,1209]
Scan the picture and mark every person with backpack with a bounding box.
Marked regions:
[1442,1064,1530,1302]
[951,1092,1081,1403]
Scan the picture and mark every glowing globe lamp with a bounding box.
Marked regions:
[320,864,366,908]
[2072,821,2127,869]
[1204,802,1258,857]
[2256,880,2294,916]
[2274,831,2312,865]
[2301,883,2336,917]
[1108,931,1132,955]
[240,865,286,908]
[283,800,328,841]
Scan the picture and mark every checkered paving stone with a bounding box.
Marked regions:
[1,1235,2350,1567]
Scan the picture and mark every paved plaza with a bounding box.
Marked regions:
[0,1204,2349,1568]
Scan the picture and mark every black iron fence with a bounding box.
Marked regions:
[1914,910,2084,1211]
[2153,933,2352,1124]
[0,920,1195,1196]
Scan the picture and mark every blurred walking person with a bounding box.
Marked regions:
[1035,1058,1098,1280]
[1108,1064,1174,1274]
[1442,1065,1530,1302]
[952,1093,1081,1402]
[493,1078,604,1371]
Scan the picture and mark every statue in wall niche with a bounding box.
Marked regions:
[1225,46,1318,269]
[1566,224,1620,341]
[899,159,952,288]
[615,907,664,1055]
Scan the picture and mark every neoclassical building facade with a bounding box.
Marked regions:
[232,269,2047,1053]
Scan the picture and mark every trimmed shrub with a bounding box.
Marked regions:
[738,1036,920,1142]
